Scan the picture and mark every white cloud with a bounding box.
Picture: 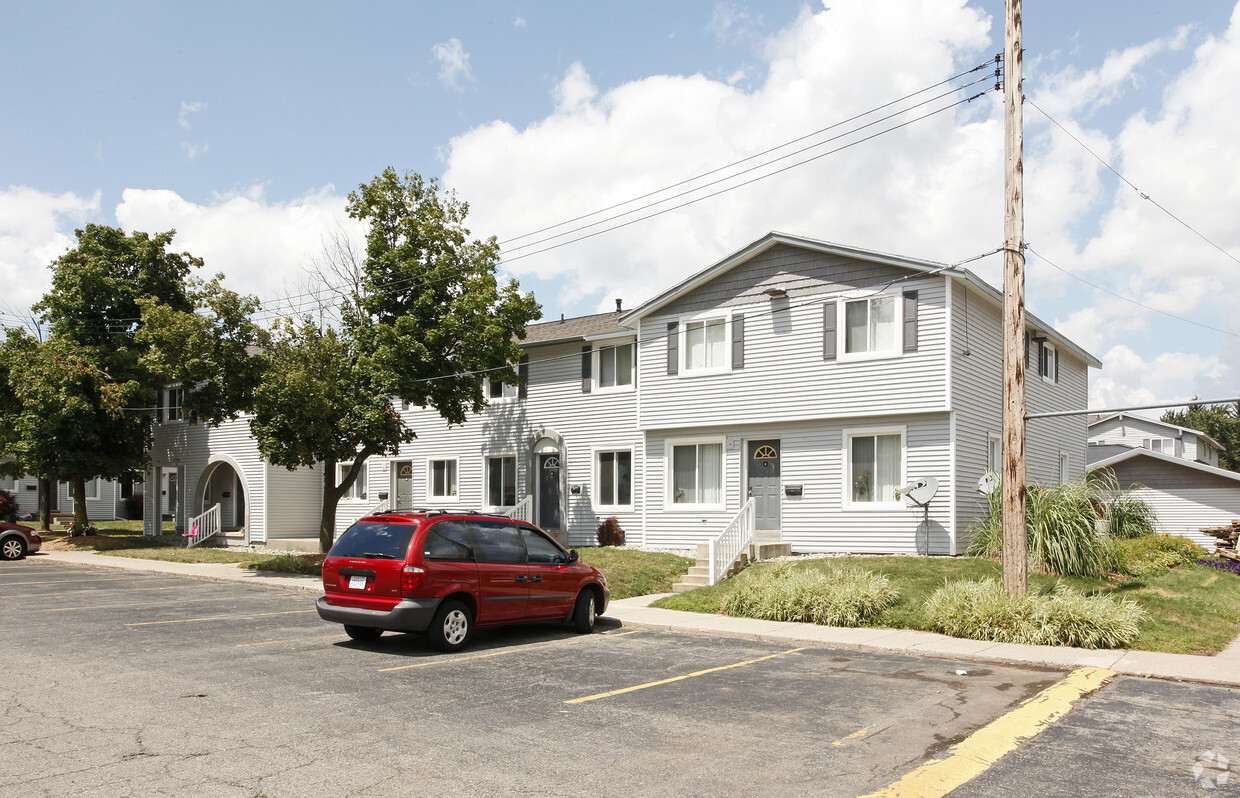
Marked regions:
[432,38,474,91]
[708,2,763,44]
[443,0,995,312]
[513,17,526,28]
[181,142,209,161]
[1089,344,1227,409]
[113,185,363,318]
[178,101,206,131]
[0,187,100,318]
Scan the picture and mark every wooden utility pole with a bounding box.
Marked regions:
[1001,0,1028,596]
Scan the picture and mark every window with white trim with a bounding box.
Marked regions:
[683,318,727,373]
[847,429,904,505]
[843,295,898,356]
[1144,437,1174,454]
[485,455,517,508]
[670,441,723,506]
[337,462,368,500]
[988,435,1002,474]
[486,373,518,401]
[596,342,634,390]
[166,387,185,421]
[84,478,100,501]
[596,450,632,507]
[0,474,14,492]
[429,459,458,500]
[1058,452,1069,483]
[1038,341,1058,383]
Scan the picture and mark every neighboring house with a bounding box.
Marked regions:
[145,232,1099,555]
[1088,415,1236,546]
[0,465,138,521]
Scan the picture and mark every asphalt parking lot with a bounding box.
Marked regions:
[3,557,1237,797]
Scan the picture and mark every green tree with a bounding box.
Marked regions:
[252,168,541,551]
[1161,401,1240,472]
[0,225,201,528]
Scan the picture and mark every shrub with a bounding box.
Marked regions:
[966,477,1125,577]
[1117,535,1206,577]
[596,516,625,547]
[0,488,17,522]
[721,562,898,627]
[124,493,144,521]
[242,553,323,576]
[925,579,1145,649]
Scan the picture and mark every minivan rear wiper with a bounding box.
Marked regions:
[358,552,397,559]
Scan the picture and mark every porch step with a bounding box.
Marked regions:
[199,530,247,548]
[671,538,791,593]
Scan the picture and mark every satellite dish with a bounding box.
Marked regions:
[902,477,938,508]
[977,471,999,495]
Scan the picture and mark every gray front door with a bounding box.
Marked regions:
[747,439,781,531]
[395,461,412,509]
[538,454,562,531]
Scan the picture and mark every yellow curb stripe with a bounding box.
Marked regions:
[857,666,1115,798]
[833,724,876,747]
[380,629,642,672]
[566,647,806,705]
[125,610,316,626]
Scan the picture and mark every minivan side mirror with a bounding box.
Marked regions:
[568,549,579,563]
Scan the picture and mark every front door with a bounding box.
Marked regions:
[747,439,781,531]
[394,461,413,509]
[538,453,562,532]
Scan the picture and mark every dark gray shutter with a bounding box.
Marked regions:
[1053,347,1060,384]
[666,322,678,375]
[581,346,592,393]
[518,355,529,399]
[822,301,836,361]
[1025,332,1031,370]
[732,314,745,369]
[903,291,918,352]
[155,388,164,422]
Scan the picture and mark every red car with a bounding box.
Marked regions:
[315,510,609,651]
[0,522,41,560]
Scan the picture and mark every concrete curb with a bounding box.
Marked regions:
[30,550,1240,687]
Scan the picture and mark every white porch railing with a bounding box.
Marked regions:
[499,495,534,524]
[185,504,222,548]
[708,498,755,585]
[367,498,391,515]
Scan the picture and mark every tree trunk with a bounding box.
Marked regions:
[38,478,53,531]
[320,456,338,553]
[72,477,88,531]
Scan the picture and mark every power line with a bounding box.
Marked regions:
[1027,98,1240,268]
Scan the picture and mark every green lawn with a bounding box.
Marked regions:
[578,547,694,600]
[653,555,1240,655]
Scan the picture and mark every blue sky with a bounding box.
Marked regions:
[3,1,1239,411]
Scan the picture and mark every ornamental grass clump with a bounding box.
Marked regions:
[925,579,1145,649]
[966,475,1133,578]
[721,562,898,627]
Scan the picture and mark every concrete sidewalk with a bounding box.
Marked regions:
[30,548,1240,688]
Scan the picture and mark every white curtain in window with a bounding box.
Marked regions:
[871,296,896,352]
[875,434,901,501]
[616,343,633,385]
[699,443,722,503]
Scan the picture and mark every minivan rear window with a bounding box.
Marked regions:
[330,522,418,560]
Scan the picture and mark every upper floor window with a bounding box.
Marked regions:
[988,435,1002,474]
[1037,341,1059,383]
[160,386,185,422]
[1144,437,1174,454]
[337,462,368,500]
[597,342,634,390]
[486,372,518,401]
[684,318,728,373]
[844,295,898,357]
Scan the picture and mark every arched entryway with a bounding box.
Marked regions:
[195,459,248,531]
[530,428,567,542]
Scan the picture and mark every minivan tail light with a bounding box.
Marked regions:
[400,565,427,595]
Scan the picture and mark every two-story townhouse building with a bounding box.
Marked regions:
[143,232,1099,556]
[1087,413,1239,545]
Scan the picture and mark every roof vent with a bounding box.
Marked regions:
[615,298,622,312]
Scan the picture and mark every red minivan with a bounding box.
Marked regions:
[315,510,609,651]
